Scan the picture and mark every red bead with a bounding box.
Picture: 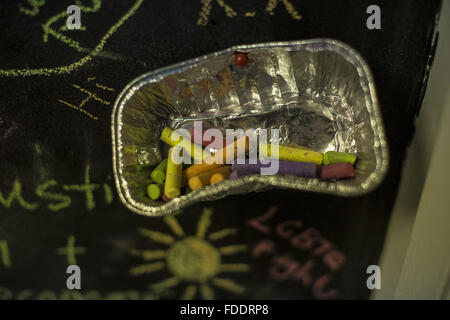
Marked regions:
[234,52,248,67]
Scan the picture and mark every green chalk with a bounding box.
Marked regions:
[323,151,357,165]
[151,159,168,183]
[147,184,163,200]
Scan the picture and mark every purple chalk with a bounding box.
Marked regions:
[229,168,254,180]
[232,159,317,178]
[229,170,240,180]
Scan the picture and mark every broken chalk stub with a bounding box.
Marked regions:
[188,166,231,191]
[319,162,354,180]
[147,183,163,200]
[150,159,168,184]
[323,151,356,165]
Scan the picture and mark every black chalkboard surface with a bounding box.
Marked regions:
[0,0,441,300]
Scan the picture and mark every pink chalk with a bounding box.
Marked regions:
[190,127,225,147]
[319,162,354,180]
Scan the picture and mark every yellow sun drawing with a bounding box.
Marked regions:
[130,208,250,300]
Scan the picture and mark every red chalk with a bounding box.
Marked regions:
[190,126,228,150]
[319,162,354,180]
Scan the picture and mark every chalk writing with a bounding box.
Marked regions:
[0,287,160,300]
[103,183,113,205]
[0,165,114,212]
[131,208,249,299]
[35,180,71,211]
[57,235,86,265]
[197,0,301,26]
[247,207,345,299]
[63,165,98,210]
[246,206,277,234]
[0,119,18,141]
[208,228,237,241]
[1,0,143,77]
[197,0,237,26]
[266,0,301,20]
[0,178,39,210]
[58,77,114,120]
[0,240,12,268]
[18,0,46,17]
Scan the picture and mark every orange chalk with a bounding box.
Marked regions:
[209,135,248,164]
[187,176,203,191]
[183,136,248,180]
[184,162,224,181]
[210,172,227,185]
[188,166,231,190]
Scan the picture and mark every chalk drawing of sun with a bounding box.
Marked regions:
[130,208,250,299]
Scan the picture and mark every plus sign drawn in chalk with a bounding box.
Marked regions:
[57,235,86,265]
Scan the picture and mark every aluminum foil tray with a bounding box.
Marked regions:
[111,39,389,216]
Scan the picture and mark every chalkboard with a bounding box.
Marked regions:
[0,0,441,300]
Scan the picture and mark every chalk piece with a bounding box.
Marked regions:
[228,167,255,179]
[184,163,224,181]
[150,159,168,183]
[190,126,208,146]
[319,162,354,180]
[188,166,231,190]
[183,136,248,180]
[210,170,231,185]
[147,184,163,200]
[323,151,357,165]
[206,135,248,165]
[191,126,228,154]
[232,159,317,178]
[190,127,226,148]
[210,173,224,185]
[164,147,183,199]
[228,169,240,180]
[260,143,323,165]
[160,127,204,162]
[187,176,203,191]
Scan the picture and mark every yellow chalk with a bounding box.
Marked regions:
[164,148,183,199]
[160,127,204,163]
[206,135,248,165]
[259,143,323,165]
